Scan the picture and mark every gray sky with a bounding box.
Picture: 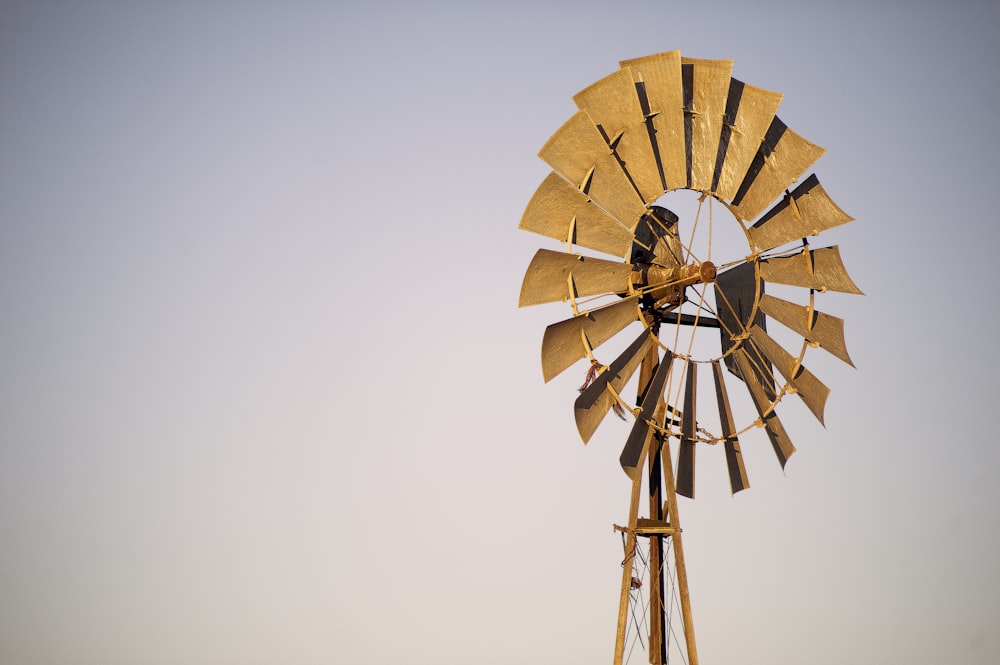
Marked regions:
[1,1,998,664]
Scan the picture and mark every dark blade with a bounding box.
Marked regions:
[748,325,830,426]
[712,360,749,494]
[620,350,674,480]
[714,262,762,347]
[676,361,698,499]
[574,329,655,443]
[539,110,646,227]
[714,262,773,396]
[518,249,633,307]
[631,207,683,268]
[758,293,854,367]
[519,171,633,258]
[749,175,854,251]
[734,348,796,468]
[541,296,641,383]
[759,246,864,295]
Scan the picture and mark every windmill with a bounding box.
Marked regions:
[518,50,861,665]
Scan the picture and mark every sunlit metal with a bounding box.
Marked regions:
[518,50,861,665]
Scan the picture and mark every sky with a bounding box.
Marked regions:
[1,1,998,664]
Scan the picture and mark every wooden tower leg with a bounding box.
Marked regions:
[613,341,659,665]
[613,461,644,665]
[647,437,666,665]
[613,343,698,665]
[660,435,699,665]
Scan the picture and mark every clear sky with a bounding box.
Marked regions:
[1,1,998,664]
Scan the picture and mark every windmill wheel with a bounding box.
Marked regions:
[518,50,862,497]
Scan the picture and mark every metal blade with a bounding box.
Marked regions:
[681,57,733,192]
[734,348,796,468]
[758,293,854,367]
[539,110,646,227]
[574,67,664,203]
[519,249,633,307]
[749,175,854,251]
[712,360,749,494]
[620,350,674,480]
[630,207,683,268]
[619,50,687,191]
[519,172,633,258]
[748,325,830,426]
[729,117,825,222]
[676,361,698,499]
[712,80,783,201]
[541,296,641,382]
[574,329,655,443]
[759,246,864,295]
[713,262,772,395]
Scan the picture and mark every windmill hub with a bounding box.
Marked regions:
[631,260,717,308]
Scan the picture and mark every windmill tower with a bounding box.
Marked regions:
[518,50,861,664]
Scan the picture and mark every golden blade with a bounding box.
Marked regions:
[519,172,633,258]
[758,294,854,367]
[681,57,733,192]
[539,111,646,227]
[748,325,830,426]
[519,249,633,307]
[711,360,749,494]
[620,350,674,480]
[676,361,698,499]
[734,348,796,468]
[541,296,641,382]
[620,50,687,191]
[713,80,783,201]
[729,117,825,222]
[749,175,854,251]
[759,246,864,294]
[575,330,655,443]
[574,68,664,203]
